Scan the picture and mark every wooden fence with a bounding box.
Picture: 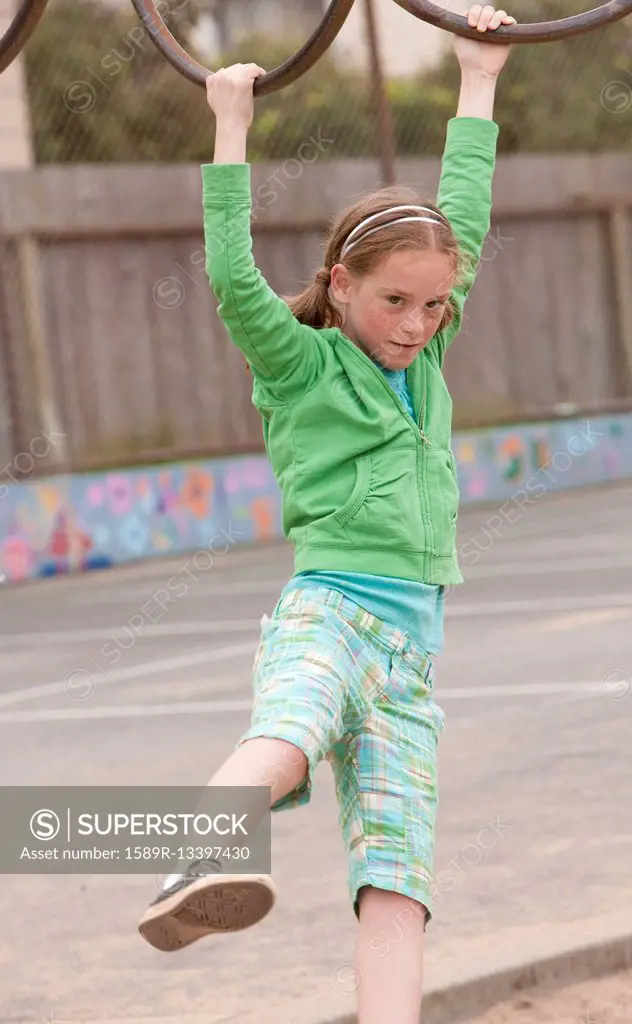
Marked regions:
[0,150,631,474]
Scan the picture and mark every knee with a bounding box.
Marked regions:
[275,738,309,777]
[241,735,308,778]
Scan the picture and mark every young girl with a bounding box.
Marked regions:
[139,6,515,1020]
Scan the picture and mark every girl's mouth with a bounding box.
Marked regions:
[390,339,418,349]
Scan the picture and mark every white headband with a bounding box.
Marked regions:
[340,204,445,259]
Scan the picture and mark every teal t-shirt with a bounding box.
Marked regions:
[379,366,417,420]
[282,367,445,655]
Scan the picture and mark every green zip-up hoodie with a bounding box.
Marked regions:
[202,116,498,586]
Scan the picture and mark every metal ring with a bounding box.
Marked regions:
[0,0,49,74]
[129,0,356,92]
[392,0,632,43]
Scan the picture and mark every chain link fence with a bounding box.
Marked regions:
[16,0,632,165]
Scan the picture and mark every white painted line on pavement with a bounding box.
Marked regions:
[533,608,632,632]
[0,700,255,722]
[447,594,632,617]
[438,682,605,697]
[3,593,632,647]
[465,554,632,579]
[0,681,609,724]
[60,579,285,604]
[0,619,264,647]
[0,641,258,710]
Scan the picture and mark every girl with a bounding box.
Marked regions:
[139,7,516,1021]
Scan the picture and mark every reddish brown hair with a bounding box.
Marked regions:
[285,184,471,332]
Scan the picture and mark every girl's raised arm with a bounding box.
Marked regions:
[431,6,515,364]
[202,64,325,395]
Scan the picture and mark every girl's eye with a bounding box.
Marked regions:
[387,295,404,306]
[427,299,445,310]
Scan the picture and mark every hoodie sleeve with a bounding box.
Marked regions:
[202,162,325,396]
[429,116,499,366]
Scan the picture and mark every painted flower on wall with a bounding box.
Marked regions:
[106,475,134,516]
[1,535,33,581]
[251,496,275,540]
[180,468,214,519]
[136,476,155,514]
[498,435,525,482]
[39,485,64,515]
[49,511,69,558]
[120,513,149,555]
[87,483,105,507]
[156,471,177,516]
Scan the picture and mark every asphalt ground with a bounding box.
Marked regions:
[1,481,632,1023]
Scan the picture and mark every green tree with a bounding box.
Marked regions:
[23,2,379,161]
[414,0,632,153]
[23,0,211,161]
[23,0,631,162]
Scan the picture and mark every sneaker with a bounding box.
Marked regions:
[138,858,277,952]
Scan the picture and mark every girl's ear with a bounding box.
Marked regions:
[329,263,353,304]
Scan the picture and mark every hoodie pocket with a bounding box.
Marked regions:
[335,456,372,526]
[305,455,372,545]
[339,446,420,548]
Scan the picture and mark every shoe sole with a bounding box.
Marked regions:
[138,874,277,952]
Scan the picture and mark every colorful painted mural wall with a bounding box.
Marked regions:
[1,414,631,584]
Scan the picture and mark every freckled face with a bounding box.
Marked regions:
[331,250,456,371]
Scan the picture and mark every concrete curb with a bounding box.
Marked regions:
[5,934,632,1023]
[325,931,632,1024]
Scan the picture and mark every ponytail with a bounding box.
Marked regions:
[285,267,342,329]
[245,183,466,379]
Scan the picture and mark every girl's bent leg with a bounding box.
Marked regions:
[207,736,308,805]
[138,738,307,952]
[355,887,426,1024]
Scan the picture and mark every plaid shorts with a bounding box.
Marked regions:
[237,586,445,920]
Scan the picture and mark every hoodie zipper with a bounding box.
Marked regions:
[335,331,433,549]
[336,333,431,447]
[409,365,431,447]
[418,405,431,447]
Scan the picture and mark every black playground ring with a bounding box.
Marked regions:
[394,0,632,43]
[1,0,631,83]
[130,0,632,88]
[129,0,356,93]
[0,0,48,75]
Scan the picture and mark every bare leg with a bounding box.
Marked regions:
[138,737,308,951]
[161,736,307,875]
[207,736,308,805]
[162,736,308,875]
[355,887,426,1024]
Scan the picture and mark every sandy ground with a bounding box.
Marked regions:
[470,967,632,1024]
